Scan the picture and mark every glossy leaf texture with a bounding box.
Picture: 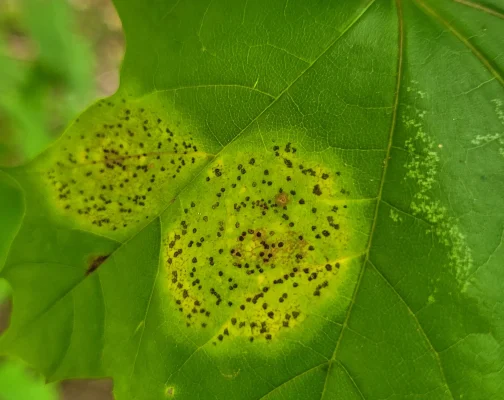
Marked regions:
[1,0,503,399]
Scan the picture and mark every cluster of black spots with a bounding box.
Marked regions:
[45,99,208,232]
[164,142,351,343]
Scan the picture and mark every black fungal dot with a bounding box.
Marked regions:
[312,185,322,196]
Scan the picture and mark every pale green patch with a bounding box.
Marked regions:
[406,80,427,99]
[402,88,472,281]
[471,133,501,146]
[472,99,504,157]
[389,208,402,223]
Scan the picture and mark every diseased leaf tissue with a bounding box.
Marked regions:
[1,0,503,399]
[25,95,372,342]
[38,98,212,237]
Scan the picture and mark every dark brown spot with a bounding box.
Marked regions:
[86,254,109,275]
[275,192,289,207]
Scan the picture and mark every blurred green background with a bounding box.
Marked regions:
[0,0,122,398]
[0,278,59,400]
[0,0,123,166]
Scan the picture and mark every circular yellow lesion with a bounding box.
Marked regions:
[161,139,372,344]
[30,95,213,239]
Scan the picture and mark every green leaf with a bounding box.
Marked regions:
[0,359,58,400]
[0,170,24,271]
[1,0,503,399]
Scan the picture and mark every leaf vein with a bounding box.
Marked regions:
[129,237,162,377]
[151,2,380,386]
[452,0,504,19]
[415,0,504,86]
[256,362,328,400]
[48,293,75,380]
[320,1,405,398]
[154,84,276,100]
[368,260,455,399]
[336,360,366,400]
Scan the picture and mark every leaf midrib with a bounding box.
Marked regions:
[318,0,406,397]
[317,0,504,397]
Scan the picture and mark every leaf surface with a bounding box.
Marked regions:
[1,0,504,399]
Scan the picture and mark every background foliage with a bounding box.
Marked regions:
[0,0,123,166]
